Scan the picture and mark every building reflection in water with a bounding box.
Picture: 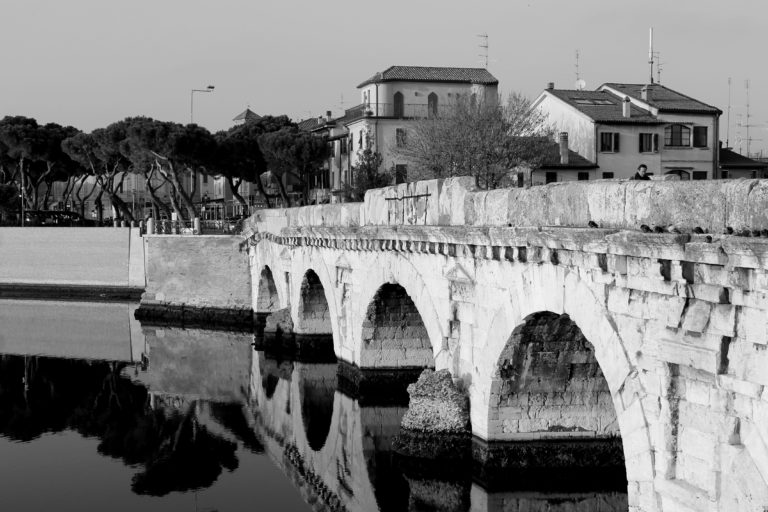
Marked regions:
[0,299,628,512]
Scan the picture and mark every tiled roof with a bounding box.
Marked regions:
[539,141,597,169]
[719,147,768,169]
[601,83,722,114]
[232,108,262,122]
[357,66,498,88]
[297,117,323,131]
[546,89,661,124]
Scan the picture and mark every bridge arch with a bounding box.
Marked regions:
[287,260,343,358]
[296,269,333,335]
[472,265,655,501]
[255,265,280,313]
[359,283,436,369]
[353,258,447,369]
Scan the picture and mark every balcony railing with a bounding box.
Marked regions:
[346,103,438,120]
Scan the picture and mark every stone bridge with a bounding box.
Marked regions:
[244,177,768,512]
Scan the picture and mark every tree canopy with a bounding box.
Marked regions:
[391,93,553,189]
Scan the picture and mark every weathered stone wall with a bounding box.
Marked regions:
[360,283,434,368]
[0,227,144,289]
[248,177,768,511]
[244,177,768,233]
[141,234,251,311]
[491,312,618,440]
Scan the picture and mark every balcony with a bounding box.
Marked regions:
[344,103,437,121]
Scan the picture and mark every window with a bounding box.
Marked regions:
[693,171,708,180]
[394,92,404,118]
[721,170,730,179]
[349,134,354,152]
[578,172,589,181]
[602,172,614,179]
[545,172,557,184]
[340,138,348,154]
[665,124,691,147]
[395,128,407,148]
[203,174,208,184]
[395,164,407,184]
[639,133,659,153]
[693,126,708,148]
[600,132,620,152]
[428,92,438,118]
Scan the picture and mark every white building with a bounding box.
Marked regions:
[312,66,499,193]
[532,82,722,181]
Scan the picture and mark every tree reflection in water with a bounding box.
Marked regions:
[0,355,252,497]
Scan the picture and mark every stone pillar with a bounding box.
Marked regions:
[394,369,471,461]
[193,217,200,235]
[146,218,155,235]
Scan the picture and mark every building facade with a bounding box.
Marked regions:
[532,82,722,181]
[309,66,499,197]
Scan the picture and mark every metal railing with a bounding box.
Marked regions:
[348,103,436,120]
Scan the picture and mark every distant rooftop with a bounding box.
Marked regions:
[358,66,498,88]
[719,146,768,169]
[600,83,722,115]
[232,108,262,123]
[545,89,661,124]
[297,117,324,132]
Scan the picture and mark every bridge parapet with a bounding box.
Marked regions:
[245,177,768,234]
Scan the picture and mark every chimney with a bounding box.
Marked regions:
[641,85,650,101]
[559,132,569,165]
[547,82,555,90]
[623,96,631,118]
[326,110,333,122]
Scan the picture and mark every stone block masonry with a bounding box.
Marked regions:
[138,235,252,327]
[247,177,768,512]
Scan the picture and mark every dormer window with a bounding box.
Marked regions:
[665,124,690,147]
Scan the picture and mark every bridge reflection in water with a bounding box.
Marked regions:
[0,299,627,511]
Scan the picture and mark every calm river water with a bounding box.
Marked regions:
[0,299,627,511]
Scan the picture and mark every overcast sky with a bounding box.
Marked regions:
[2,0,766,154]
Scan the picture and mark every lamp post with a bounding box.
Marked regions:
[190,85,215,124]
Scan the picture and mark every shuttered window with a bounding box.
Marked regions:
[693,126,708,148]
[600,132,620,152]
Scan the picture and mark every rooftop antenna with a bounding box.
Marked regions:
[478,33,489,68]
[648,27,654,84]
[726,77,732,148]
[575,49,580,81]
[340,93,344,112]
[653,51,663,83]
[574,49,586,90]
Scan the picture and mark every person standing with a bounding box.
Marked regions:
[633,164,651,180]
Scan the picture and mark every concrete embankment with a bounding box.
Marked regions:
[135,235,253,328]
[0,227,145,300]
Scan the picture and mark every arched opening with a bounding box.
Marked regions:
[427,92,438,118]
[297,270,331,335]
[489,312,619,440]
[484,311,627,497]
[393,92,404,118]
[360,283,435,369]
[256,266,279,312]
[298,363,337,452]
